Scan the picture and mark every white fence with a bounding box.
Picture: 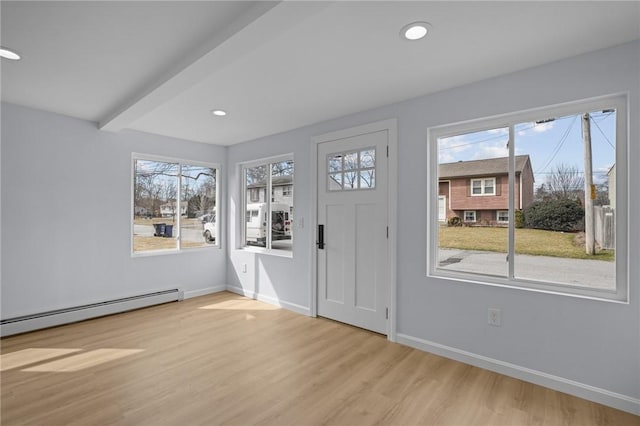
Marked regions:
[594,206,615,250]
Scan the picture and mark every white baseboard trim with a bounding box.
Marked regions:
[1,289,181,337]
[183,285,227,299]
[226,285,311,316]
[396,333,640,416]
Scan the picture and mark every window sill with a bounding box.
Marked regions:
[238,246,293,258]
[132,244,220,258]
[428,268,627,304]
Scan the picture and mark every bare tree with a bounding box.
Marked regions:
[545,163,584,200]
[246,165,267,185]
[271,160,293,177]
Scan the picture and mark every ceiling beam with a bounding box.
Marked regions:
[99,1,329,132]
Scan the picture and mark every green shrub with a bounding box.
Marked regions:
[447,216,462,227]
[524,199,584,232]
[515,210,525,229]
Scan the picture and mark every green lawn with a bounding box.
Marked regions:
[438,226,614,261]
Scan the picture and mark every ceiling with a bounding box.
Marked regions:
[2,1,639,146]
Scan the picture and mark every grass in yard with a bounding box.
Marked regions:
[133,236,209,252]
[134,217,202,226]
[438,226,614,261]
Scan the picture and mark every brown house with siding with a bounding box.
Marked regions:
[438,155,534,225]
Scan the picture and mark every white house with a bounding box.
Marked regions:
[159,201,187,218]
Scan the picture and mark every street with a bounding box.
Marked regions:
[134,223,205,242]
[438,249,614,289]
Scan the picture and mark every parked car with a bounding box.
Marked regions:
[203,221,216,243]
[199,212,215,224]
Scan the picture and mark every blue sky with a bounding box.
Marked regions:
[438,110,616,187]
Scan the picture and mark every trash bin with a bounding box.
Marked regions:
[164,224,173,238]
[153,223,166,237]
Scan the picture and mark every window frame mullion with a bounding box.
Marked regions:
[176,163,182,250]
[508,126,515,280]
[266,165,272,249]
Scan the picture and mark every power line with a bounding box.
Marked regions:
[589,113,615,149]
[537,115,578,173]
[439,130,512,150]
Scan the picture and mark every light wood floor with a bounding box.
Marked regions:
[1,292,638,426]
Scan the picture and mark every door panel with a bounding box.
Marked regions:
[355,203,376,310]
[325,204,346,303]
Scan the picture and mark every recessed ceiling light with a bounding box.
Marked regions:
[211,109,227,116]
[401,22,432,41]
[0,47,21,60]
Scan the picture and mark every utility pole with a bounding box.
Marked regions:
[582,113,595,255]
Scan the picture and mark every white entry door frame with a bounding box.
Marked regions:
[310,118,397,342]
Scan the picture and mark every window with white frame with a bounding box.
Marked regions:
[471,178,495,195]
[464,211,476,222]
[497,210,509,223]
[430,95,627,301]
[328,148,376,191]
[243,156,294,252]
[132,155,219,254]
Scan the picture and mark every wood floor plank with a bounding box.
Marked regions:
[1,292,638,426]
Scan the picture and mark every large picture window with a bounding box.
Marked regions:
[132,154,219,254]
[242,156,294,253]
[429,95,627,301]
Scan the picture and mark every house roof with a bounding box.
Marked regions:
[247,175,293,189]
[439,155,530,179]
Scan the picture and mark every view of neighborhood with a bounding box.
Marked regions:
[244,160,294,251]
[436,108,617,290]
[133,159,217,252]
[131,108,617,292]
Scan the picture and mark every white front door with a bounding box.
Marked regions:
[317,129,389,334]
[438,195,447,222]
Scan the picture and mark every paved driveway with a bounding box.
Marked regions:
[438,249,614,289]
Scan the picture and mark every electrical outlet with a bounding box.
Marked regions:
[242,263,247,273]
[488,308,501,327]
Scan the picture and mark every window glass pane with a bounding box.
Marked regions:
[133,160,179,252]
[245,165,267,246]
[472,180,482,194]
[343,171,358,190]
[329,172,343,191]
[181,165,217,247]
[437,127,509,277]
[270,161,293,251]
[329,154,343,172]
[343,152,358,170]
[359,170,375,189]
[513,110,616,289]
[484,179,494,194]
[360,149,375,168]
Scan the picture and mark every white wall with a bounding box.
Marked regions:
[227,134,312,314]
[226,41,639,411]
[1,103,227,318]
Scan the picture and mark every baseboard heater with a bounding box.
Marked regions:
[1,289,183,337]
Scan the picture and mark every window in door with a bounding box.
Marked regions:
[328,148,376,191]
